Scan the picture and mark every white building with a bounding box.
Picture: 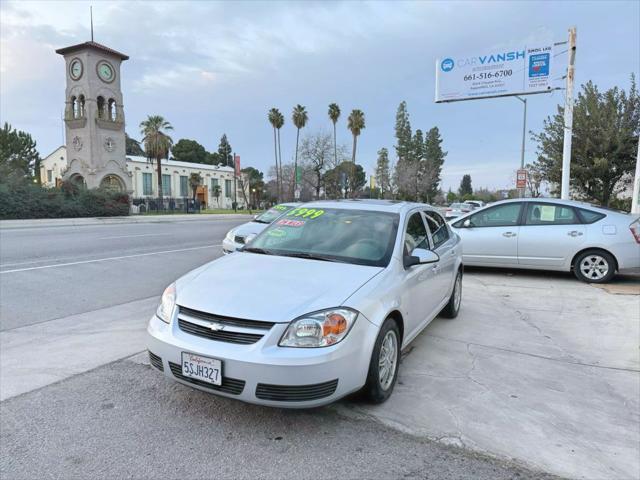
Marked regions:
[40,146,247,209]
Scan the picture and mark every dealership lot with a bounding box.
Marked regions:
[1,217,638,479]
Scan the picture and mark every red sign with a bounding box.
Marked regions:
[234,155,241,176]
[516,169,527,189]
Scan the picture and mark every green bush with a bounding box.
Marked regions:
[0,181,130,219]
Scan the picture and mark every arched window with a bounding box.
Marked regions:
[97,96,105,119]
[78,95,85,117]
[71,96,78,118]
[108,99,116,121]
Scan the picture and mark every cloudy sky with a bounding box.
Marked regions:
[1,0,638,191]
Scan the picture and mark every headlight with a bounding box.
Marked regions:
[225,229,236,242]
[156,283,176,323]
[279,308,358,348]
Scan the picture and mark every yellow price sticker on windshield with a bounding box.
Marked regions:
[286,208,324,219]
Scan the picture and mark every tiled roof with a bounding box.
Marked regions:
[55,41,129,60]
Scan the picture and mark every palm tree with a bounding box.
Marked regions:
[140,115,173,203]
[268,108,281,201]
[274,111,285,201]
[189,172,202,203]
[347,109,365,197]
[212,184,222,208]
[291,104,308,199]
[328,103,340,166]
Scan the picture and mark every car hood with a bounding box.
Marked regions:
[231,221,269,238]
[175,252,383,322]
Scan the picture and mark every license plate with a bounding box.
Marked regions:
[181,352,222,386]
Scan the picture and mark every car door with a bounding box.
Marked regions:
[452,202,523,266]
[400,211,442,340]
[518,202,586,268]
[424,210,456,304]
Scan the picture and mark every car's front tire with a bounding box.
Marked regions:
[362,317,401,404]
[440,270,462,318]
[573,249,616,283]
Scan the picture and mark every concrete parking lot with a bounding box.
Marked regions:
[1,217,638,479]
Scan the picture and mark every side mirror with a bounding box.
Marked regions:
[463,219,471,228]
[253,214,259,220]
[403,248,440,268]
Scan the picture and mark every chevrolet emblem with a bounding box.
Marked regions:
[208,322,225,332]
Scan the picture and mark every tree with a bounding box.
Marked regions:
[347,109,366,197]
[139,115,173,202]
[299,132,333,199]
[125,133,145,156]
[423,127,447,203]
[524,162,544,198]
[532,76,639,205]
[217,134,233,167]
[274,110,285,200]
[412,129,425,200]
[292,104,308,198]
[446,188,457,204]
[240,166,264,208]
[268,108,281,201]
[458,174,473,197]
[323,161,365,199]
[206,151,221,165]
[328,103,341,166]
[394,101,413,163]
[189,172,202,202]
[393,101,415,200]
[172,139,208,164]
[0,122,40,184]
[375,148,391,198]
[212,184,222,207]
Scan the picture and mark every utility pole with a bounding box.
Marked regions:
[561,27,577,199]
[515,96,527,198]
[233,151,237,213]
[632,140,640,214]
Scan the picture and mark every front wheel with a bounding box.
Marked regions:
[440,270,462,318]
[362,318,401,404]
[573,250,616,283]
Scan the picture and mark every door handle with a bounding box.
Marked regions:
[567,231,583,237]
[502,232,517,238]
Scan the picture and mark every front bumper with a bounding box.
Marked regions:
[146,312,376,408]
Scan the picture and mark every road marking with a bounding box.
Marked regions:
[99,233,173,240]
[0,244,221,274]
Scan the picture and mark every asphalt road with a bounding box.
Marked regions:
[0,217,563,479]
[0,218,241,330]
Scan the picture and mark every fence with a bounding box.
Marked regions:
[131,197,202,214]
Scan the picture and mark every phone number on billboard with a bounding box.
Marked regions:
[463,70,513,81]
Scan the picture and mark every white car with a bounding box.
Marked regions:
[147,200,463,407]
[450,198,640,283]
[222,203,299,253]
[445,202,473,220]
[463,200,485,209]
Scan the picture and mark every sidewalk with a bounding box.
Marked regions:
[0,213,254,229]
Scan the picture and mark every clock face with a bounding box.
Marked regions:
[69,58,83,80]
[97,61,115,83]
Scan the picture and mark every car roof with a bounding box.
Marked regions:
[301,199,433,214]
[457,198,634,219]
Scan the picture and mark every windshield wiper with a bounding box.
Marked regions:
[241,246,273,255]
[252,219,270,224]
[279,252,341,263]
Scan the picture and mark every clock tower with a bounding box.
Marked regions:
[56,41,131,191]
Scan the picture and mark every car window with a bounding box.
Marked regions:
[404,212,429,254]
[577,208,606,224]
[468,203,521,227]
[254,204,294,224]
[525,203,579,225]
[424,211,450,249]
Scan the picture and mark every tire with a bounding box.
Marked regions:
[362,317,401,404]
[440,270,462,318]
[573,249,616,283]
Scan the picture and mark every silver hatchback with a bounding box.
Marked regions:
[450,198,640,283]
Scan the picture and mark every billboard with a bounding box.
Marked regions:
[435,44,554,102]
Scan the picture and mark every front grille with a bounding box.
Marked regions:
[168,362,245,395]
[178,307,275,330]
[234,235,246,244]
[178,319,263,345]
[148,351,164,371]
[255,379,339,402]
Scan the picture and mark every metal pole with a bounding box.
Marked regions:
[233,151,237,212]
[561,27,577,199]
[631,140,640,214]
[516,96,527,198]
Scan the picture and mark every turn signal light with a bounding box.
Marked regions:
[323,313,348,336]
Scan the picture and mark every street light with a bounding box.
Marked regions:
[515,96,527,198]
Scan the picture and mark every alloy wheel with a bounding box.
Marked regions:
[579,255,609,281]
[378,330,398,391]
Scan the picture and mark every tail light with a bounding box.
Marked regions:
[446,208,452,212]
[630,219,640,244]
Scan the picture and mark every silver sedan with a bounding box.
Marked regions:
[450,198,640,283]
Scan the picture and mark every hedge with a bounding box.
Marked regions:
[0,182,130,219]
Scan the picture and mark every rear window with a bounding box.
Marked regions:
[577,208,606,224]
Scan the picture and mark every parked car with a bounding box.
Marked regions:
[463,200,485,209]
[147,200,463,407]
[445,202,473,219]
[450,198,640,283]
[222,202,299,253]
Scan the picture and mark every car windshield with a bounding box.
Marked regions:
[245,207,399,267]
[254,204,293,224]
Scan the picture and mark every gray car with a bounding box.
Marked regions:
[450,198,640,283]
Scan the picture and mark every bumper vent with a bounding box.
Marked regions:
[168,362,245,395]
[255,379,338,402]
[148,351,164,371]
[177,307,274,345]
